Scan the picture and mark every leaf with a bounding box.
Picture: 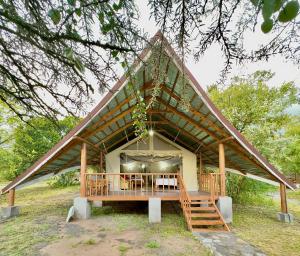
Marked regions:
[75,8,81,17]
[48,9,61,25]
[98,12,105,24]
[64,47,73,60]
[74,57,85,73]
[261,19,274,33]
[262,0,275,20]
[274,0,284,11]
[250,0,261,7]
[112,3,121,11]
[112,50,118,58]
[67,0,76,6]
[278,0,300,22]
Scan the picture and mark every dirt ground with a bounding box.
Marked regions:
[41,216,204,256]
[0,185,209,256]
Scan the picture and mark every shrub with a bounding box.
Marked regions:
[47,170,79,188]
[226,172,275,205]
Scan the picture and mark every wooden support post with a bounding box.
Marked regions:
[8,188,15,207]
[80,143,87,197]
[219,143,226,196]
[99,150,103,173]
[280,183,288,213]
[198,153,203,187]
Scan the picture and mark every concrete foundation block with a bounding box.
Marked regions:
[277,212,293,223]
[149,198,161,223]
[73,197,91,220]
[92,201,103,208]
[1,206,20,219]
[216,196,232,223]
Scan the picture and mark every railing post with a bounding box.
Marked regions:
[219,143,226,196]
[80,142,87,197]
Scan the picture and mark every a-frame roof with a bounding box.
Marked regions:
[1,31,295,194]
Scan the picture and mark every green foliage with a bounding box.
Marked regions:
[226,173,274,205]
[209,70,299,197]
[261,19,273,33]
[0,115,79,180]
[145,240,160,249]
[208,71,298,156]
[278,1,300,22]
[277,117,300,174]
[47,170,79,188]
[250,0,300,33]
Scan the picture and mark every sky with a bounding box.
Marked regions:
[85,1,300,114]
[135,1,300,89]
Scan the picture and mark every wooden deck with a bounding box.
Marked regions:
[87,190,216,201]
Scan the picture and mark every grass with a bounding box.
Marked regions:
[83,239,97,245]
[232,190,300,256]
[288,189,300,200]
[118,244,130,255]
[0,183,209,256]
[0,183,79,256]
[1,182,299,256]
[145,240,160,249]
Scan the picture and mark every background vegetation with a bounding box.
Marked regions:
[208,70,299,202]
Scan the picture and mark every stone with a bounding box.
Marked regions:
[92,201,103,208]
[73,197,91,220]
[216,196,232,223]
[148,197,161,223]
[0,206,20,219]
[194,232,266,256]
[277,212,294,223]
[66,206,75,223]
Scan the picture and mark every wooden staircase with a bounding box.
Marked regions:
[178,175,230,232]
[188,198,229,232]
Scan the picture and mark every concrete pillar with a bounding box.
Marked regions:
[216,196,232,223]
[73,197,91,219]
[1,206,20,219]
[149,198,161,223]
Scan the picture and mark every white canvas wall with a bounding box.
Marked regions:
[105,133,199,191]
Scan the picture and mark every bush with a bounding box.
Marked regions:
[226,172,275,205]
[47,170,79,188]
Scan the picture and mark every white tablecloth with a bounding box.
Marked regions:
[155,178,177,186]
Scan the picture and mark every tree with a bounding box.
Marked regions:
[0,0,299,120]
[279,117,300,174]
[208,71,299,158]
[0,115,79,180]
[208,70,299,200]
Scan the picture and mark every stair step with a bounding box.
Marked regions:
[190,206,215,211]
[190,201,212,205]
[189,213,219,218]
[192,228,228,233]
[191,220,223,226]
[190,196,211,200]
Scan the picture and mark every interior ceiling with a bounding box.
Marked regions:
[2,32,294,193]
[17,52,275,184]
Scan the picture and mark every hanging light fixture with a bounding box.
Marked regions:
[149,129,154,136]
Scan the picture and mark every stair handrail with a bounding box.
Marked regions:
[177,173,192,230]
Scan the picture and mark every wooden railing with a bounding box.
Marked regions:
[200,173,221,200]
[85,172,179,197]
[178,175,192,230]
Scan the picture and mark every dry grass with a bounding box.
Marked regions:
[232,190,300,256]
